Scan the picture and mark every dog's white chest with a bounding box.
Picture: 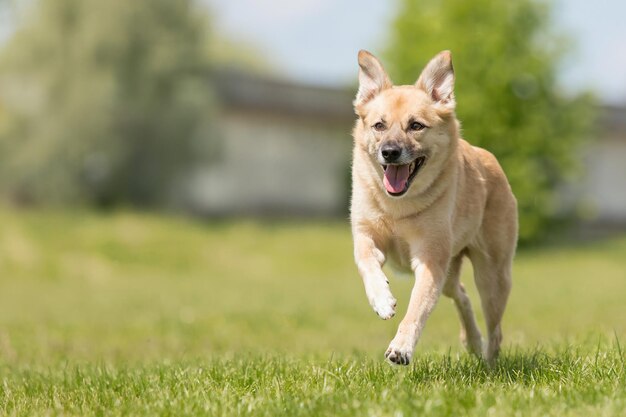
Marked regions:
[385,236,413,273]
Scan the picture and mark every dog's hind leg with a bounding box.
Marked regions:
[442,253,483,357]
[468,247,513,363]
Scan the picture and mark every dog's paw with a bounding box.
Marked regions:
[369,289,397,320]
[385,348,411,365]
[384,333,415,366]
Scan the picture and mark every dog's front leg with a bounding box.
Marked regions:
[353,232,396,320]
[385,242,450,365]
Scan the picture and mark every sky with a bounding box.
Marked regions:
[204,0,626,105]
[1,0,625,104]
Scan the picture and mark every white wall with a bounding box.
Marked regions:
[187,110,353,216]
[579,137,626,221]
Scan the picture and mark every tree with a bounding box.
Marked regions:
[0,0,215,207]
[386,0,594,243]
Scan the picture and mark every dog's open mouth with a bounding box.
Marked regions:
[382,156,426,197]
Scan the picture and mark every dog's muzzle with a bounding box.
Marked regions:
[381,156,427,196]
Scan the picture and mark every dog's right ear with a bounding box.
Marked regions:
[355,50,392,107]
[415,50,455,108]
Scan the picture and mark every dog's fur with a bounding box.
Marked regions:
[350,50,518,365]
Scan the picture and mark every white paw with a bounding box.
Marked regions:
[368,287,397,320]
[385,332,415,365]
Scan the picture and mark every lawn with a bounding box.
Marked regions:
[0,208,625,416]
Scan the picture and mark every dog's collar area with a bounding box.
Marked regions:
[382,155,426,197]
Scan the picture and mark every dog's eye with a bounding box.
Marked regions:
[373,122,386,131]
[409,121,426,131]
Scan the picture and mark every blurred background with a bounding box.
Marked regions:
[1,0,625,239]
[0,0,624,362]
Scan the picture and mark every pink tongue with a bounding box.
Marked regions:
[383,164,410,194]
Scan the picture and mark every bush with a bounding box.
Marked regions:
[386,0,594,243]
[0,0,215,207]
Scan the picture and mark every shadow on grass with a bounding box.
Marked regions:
[402,343,625,386]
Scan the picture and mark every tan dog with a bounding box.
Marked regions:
[351,50,518,365]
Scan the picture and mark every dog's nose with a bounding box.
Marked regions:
[381,144,402,162]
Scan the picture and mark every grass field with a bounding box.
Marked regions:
[0,208,625,416]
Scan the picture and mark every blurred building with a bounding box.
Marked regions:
[186,69,354,217]
[561,105,626,232]
[186,70,626,229]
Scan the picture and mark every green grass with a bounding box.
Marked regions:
[0,208,625,416]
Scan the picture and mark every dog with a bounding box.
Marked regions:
[350,50,518,365]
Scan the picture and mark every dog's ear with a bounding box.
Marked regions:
[415,50,455,108]
[355,50,392,107]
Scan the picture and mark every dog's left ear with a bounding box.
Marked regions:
[416,51,455,108]
[355,50,392,107]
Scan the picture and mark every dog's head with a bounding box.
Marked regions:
[353,50,458,197]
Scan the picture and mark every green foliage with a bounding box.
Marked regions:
[0,0,214,207]
[386,0,595,243]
